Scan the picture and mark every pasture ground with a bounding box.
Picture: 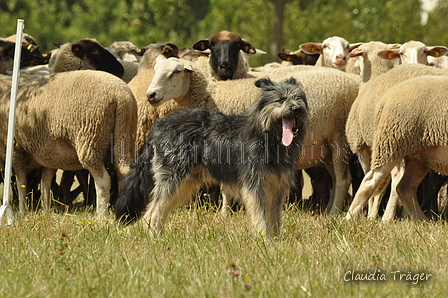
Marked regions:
[0,193,447,297]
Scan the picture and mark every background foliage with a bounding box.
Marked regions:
[0,0,447,66]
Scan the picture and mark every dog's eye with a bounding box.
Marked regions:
[275,97,286,103]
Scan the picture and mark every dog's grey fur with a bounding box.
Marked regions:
[115,77,308,236]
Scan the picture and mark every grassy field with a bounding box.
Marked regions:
[0,202,447,298]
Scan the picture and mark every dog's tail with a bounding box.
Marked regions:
[115,144,154,225]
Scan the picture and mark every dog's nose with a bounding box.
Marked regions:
[292,106,306,115]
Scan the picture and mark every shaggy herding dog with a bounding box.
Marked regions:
[115,77,308,236]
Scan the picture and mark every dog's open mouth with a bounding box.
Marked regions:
[281,117,299,146]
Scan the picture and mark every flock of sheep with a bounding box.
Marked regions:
[1,30,448,230]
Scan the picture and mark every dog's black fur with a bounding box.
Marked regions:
[115,77,308,236]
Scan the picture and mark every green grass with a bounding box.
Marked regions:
[0,205,447,298]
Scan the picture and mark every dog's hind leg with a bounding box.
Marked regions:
[143,175,201,234]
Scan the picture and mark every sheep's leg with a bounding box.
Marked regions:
[357,149,384,220]
[382,161,405,222]
[40,167,57,212]
[345,160,399,220]
[326,158,352,215]
[89,166,111,218]
[15,170,28,214]
[396,157,428,221]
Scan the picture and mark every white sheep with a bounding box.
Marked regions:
[300,36,361,71]
[0,70,137,216]
[345,63,448,220]
[376,40,448,65]
[146,57,362,215]
[346,75,448,221]
[127,43,179,154]
[347,41,448,219]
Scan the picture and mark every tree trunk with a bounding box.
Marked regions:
[269,0,288,62]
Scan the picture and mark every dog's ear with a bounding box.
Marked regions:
[286,77,297,85]
[255,78,274,89]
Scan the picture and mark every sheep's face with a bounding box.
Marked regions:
[300,36,361,70]
[193,30,255,80]
[146,58,192,107]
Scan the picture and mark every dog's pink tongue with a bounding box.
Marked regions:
[282,117,294,146]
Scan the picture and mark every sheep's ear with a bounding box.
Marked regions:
[377,49,400,60]
[162,45,179,58]
[155,55,167,64]
[129,47,146,57]
[240,40,256,55]
[348,43,363,52]
[300,43,323,54]
[53,42,64,48]
[192,40,209,51]
[278,53,293,61]
[426,46,448,58]
[72,44,84,58]
[184,62,195,72]
[255,78,274,89]
[348,47,364,58]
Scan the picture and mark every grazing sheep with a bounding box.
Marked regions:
[52,38,124,78]
[192,30,256,80]
[346,75,448,221]
[127,43,179,154]
[346,63,447,220]
[146,57,362,214]
[0,70,137,215]
[300,36,361,71]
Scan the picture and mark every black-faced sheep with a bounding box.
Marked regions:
[146,57,361,214]
[52,38,124,78]
[0,70,137,216]
[192,30,256,80]
[278,48,320,66]
[0,39,50,74]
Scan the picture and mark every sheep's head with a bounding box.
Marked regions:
[70,38,125,78]
[0,39,49,70]
[146,57,193,107]
[300,36,361,70]
[192,30,256,80]
[278,49,320,66]
[377,40,448,65]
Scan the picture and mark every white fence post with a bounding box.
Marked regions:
[0,19,25,225]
